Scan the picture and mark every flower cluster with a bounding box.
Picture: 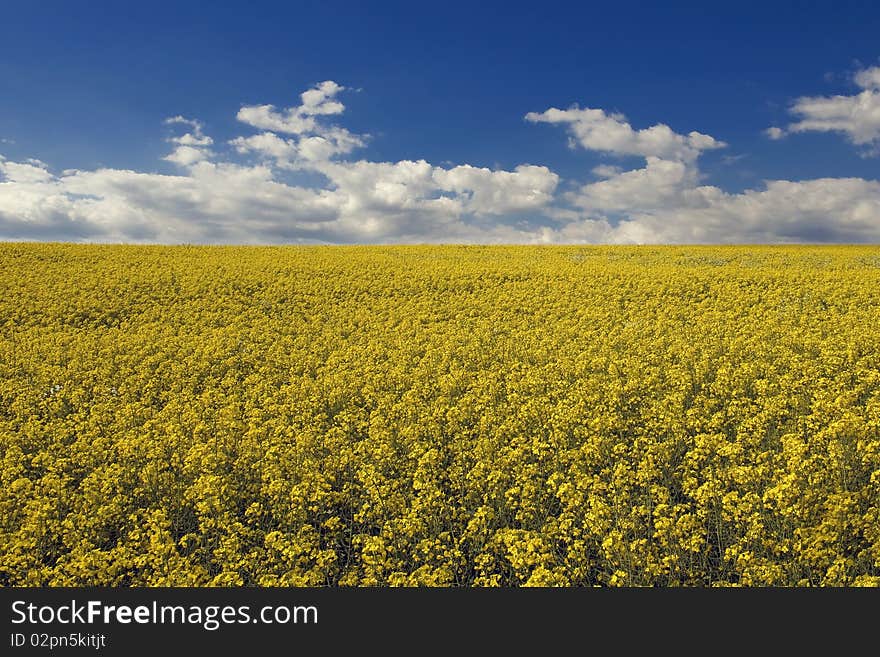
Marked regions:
[1,244,878,586]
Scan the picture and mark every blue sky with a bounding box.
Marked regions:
[1,0,879,244]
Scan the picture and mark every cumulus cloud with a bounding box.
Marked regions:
[0,157,54,183]
[525,106,725,162]
[526,90,880,244]
[0,157,560,244]
[854,67,880,91]
[1,76,879,245]
[770,66,880,154]
[299,80,347,116]
[591,164,623,178]
[229,132,297,163]
[602,177,880,244]
[498,175,879,246]
[236,80,347,135]
[232,81,366,168]
[163,146,209,167]
[569,157,700,213]
[0,81,561,243]
[230,127,365,168]
[0,160,347,243]
[433,164,558,215]
[163,116,213,166]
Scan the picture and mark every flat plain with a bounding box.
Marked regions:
[1,243,878,586]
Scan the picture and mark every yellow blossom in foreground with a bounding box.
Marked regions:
[1,243,879,586]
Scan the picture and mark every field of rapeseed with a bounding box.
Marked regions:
[1,243,879,586]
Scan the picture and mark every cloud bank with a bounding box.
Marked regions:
[1,73,879,244]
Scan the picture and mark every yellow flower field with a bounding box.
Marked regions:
[1,243,879,586]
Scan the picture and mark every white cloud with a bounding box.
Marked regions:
[230,132,298,163]
[3,143,879,244]
[434,164,558,215]
[569,157,700,213]
[0,161,346,243]
[233,82,365,168]
[2,77,879,245]
[236,105,315,136]
[173,133,213,147]
[764,126,785,140]
[600,177,880,244]
[772,66,880,153]
[163,146,210,167]
[297,128,365,162]
[0,157,53,183]
[164,116,202,129]
[591,164,622,178]
[299,80,347,116]
[163,116,213,167]
[526,89,880,245]
[236,80,347,135]
[231,128,365,168]
[0,79,559,244]
[525,106,725,161]
[854,67,880,91]
[484,175,880,246]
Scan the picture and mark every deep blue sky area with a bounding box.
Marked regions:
[1,1,876,179]
[0,1,878,244]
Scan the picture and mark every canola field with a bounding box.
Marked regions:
[1,243,879,587]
